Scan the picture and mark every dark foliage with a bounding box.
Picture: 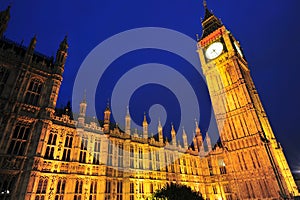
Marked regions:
[152,183,204,200]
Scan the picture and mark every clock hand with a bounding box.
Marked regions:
[212,49,217,56]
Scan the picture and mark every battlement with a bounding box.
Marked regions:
[0,37,55,69]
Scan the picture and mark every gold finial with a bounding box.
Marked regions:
[195,118,199,128]
[158,118,162,127]
[143,112,147,123]
[203,0,207,9]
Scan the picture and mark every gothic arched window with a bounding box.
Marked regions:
[55,179,66,200]
[24,78,43,106]
[7,123,30,156]
[74,180,83,200]
[62,136,73,161]
[89,181,97,200]
[35,178,48,200]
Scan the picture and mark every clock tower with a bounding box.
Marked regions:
[197,1,299,199]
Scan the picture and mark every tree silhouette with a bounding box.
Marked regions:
[150,183,204,200]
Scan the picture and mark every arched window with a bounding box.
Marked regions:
[105,180,111,200]
[24,78,43,106]
[47,134,53,145]
[35,178,48,200]
[89,181,97,200]
[45,132,57,160]
[79,138,88,163]
[74,180,83,200]
[52,134,57,145]
[44,146,54,159]
[93,140,101,165]
[130,146,134,168]
[55,179,66,200]
[64,137,69,147]
[7,124,30,156]
[116,181,122,200]
[62,136,73,161]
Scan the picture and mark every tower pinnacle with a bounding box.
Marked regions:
[143,112,148,139]
[0,5,11,37]
[203,0,207,9]
[200,0,222,39]
[82,89,87,103]
[125,106,131,135]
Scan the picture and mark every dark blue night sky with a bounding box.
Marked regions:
[1,0,300,171]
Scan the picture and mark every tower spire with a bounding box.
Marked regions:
[78,89,87,126]
[143,112,147,123]
[104,100,111,133]
[158,118,163,143]
[0,5,11,37]
[143,112,148,139]
[203,0,207,9]
[125,106,131,135]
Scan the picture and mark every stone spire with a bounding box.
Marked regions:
[158,118,163,143]
[201,0,223,39]
[28,35,37,53]
[171,124,176,146]
[193,133,198,152]
[0,5,11,37]
[103,102,111,133]
[125,106,131,135]
[206,132,212,152]
[203,0,207,9]
[55,35,68,75]
[195,120,201,136]
[25,35,37,63]
[78,90,87,126]
[182,127,188,149]
[195,120,203,150]
[142,113,148,139]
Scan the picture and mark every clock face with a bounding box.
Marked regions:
[205,42,224,60]
[234,42,243,57]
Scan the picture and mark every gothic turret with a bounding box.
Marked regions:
[28,35,37,53]
[171,124,176,146]
[103,103,111,133]
[142,113,148,139]
[182,127,188,149]
[158,119,163,143]
[195,121,203,151]
[25,35,37,63]
[193,133,198,152]
[0,6,10,37]
[206,132,212,152]
[125,106,131,135]
[55,36,68,75]
[78,91,87,126]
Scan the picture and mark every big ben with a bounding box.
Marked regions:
[197,1,299,199]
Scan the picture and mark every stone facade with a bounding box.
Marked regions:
[0,4,299,200]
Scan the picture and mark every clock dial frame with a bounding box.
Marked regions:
[205,42,224,60]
